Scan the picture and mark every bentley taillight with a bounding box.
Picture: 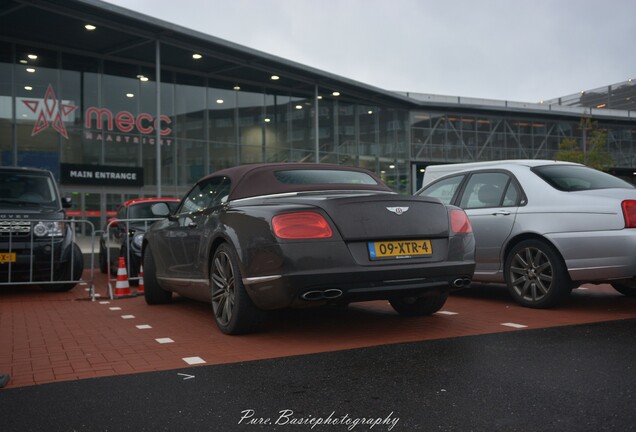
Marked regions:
[450,209,472,234]
[622,200,636,228]
[272,212,333,239]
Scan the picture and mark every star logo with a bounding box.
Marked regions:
[22,84,78,139]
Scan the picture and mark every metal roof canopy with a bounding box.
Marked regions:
[0,0,418,107]
[1,0,634,124]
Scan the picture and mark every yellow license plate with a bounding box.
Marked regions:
[368,240,432,260]
[0,252,17,263]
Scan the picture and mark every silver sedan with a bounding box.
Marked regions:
[417,159,636,308]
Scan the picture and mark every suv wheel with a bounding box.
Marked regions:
[44,243,84,292]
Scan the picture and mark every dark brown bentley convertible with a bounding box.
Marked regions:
[142,163,475,334]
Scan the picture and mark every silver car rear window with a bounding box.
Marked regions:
[533,165,634,191]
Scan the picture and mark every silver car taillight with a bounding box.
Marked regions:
[622,200,636,228]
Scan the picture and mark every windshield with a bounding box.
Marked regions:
[533,165,634,192]
[0,171,59,208]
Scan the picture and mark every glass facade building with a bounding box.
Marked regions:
[1,0,635,232]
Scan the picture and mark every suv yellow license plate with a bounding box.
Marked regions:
[0,252,17,263]
[368,240,432,260]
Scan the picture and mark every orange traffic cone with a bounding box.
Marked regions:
[114,257,131,298]
[137,264,145,295]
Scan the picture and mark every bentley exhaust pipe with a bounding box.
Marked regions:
[452,278,472,288]
[301,289,344,301]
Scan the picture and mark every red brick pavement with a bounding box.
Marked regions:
[1,271,634,389]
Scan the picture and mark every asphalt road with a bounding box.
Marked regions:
[1,319,635,432]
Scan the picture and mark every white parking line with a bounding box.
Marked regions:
[109,307,122,311]
[501,322,528,329]
[136,324,152,329]
[121,315,135,319]
[99,301,110,305]
[436,311,458,315]
[183,357,206,365]
[156,338,174,344]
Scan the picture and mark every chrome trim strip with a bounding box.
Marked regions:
[231,190,396,204]
[242,275,283,285]
[157,277,209,287]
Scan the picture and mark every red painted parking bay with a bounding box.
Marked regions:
[1,272,634,389]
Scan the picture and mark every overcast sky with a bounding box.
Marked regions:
[105,0,636,103]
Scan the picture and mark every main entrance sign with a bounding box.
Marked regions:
[60,163,144,187]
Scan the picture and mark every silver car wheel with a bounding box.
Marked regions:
[211,250,235,327]
[505,239,571,308]
[509,246,554,302]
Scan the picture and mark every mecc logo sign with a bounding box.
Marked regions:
[22,84,173,140]
[22,85,78,138]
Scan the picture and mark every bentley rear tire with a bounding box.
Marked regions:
[389,292,448,316]
[611,281,636,297]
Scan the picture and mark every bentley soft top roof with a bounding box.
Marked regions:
[204,163,393,201]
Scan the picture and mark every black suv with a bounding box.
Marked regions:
[0,166,83,291]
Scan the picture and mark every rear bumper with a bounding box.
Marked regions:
[240,235,475,310]
[243,260,475,310]
[548,229,636,282]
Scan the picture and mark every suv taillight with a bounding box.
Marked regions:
[272,212,333,239]
[450,209,472,234]
[622,200,636,228]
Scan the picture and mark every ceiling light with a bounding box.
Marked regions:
[295,105,303,110]
[27,54,37,60]
[192,53,202,59]
[126,93,134,98]
[270,75,280,80]
[332,91,340,97]
[317,95,323,100]
[26,68,35,73]
[368,110,373,114]
[216,99,224,104]
[136,74,149,82]
[264,118,271,123]
[19,60,27,64]
[389,165,395,169]
[85,24,96,31]
[233,85,241,90]
[24,86,32,91]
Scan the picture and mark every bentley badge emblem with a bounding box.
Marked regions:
[386,206,409,215]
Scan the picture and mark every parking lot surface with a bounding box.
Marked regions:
[1,270,634,390]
